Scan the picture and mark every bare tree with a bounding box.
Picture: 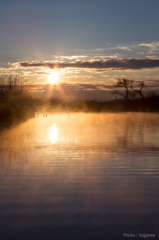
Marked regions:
[111,79,134,101]
[112,79,147,101]
[130,81,146,100]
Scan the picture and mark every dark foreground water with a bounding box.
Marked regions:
[0,113,159,240]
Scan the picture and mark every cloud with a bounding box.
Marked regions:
[19,59,159,70]
[140,42,155,47]
[146,55,159,59]
[26,82,115,100]
[93,54,119,59]
[111,46,132,51]
[140,42,159,53]
[24,81,159,100]
[57,55,88,60]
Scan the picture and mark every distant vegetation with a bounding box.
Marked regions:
[0,75,159,128]
[46,78,159,113]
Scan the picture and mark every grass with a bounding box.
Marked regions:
[0,75,38,127]
[1,75,159,128]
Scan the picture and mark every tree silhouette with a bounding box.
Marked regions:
[111,79,134,101]
[112,79,146,101]
[131,81,146,100]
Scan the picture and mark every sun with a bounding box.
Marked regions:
[49,73,58,84]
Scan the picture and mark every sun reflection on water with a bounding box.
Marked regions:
[50,124,58,143]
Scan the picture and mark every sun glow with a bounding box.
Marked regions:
[50,124,58,143]
[49,73,58,84]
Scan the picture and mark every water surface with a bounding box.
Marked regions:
[0,113,159,240]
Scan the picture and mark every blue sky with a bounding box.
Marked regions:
[1,0,159,98]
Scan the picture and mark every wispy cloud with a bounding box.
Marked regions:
[19,59,159,70]
[55,55,88,60]
[111,46,132,51]
[93,54,119,59]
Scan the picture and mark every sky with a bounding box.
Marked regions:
[1,0,159,99]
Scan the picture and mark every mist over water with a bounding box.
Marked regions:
[0,113,159,240]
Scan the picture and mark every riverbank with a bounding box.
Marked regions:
[1,94,159,128]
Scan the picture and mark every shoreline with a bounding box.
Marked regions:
[1,96,159,129]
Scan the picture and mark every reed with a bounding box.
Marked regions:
[0,75,36,127]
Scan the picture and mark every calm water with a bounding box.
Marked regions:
[0,113,159,240]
